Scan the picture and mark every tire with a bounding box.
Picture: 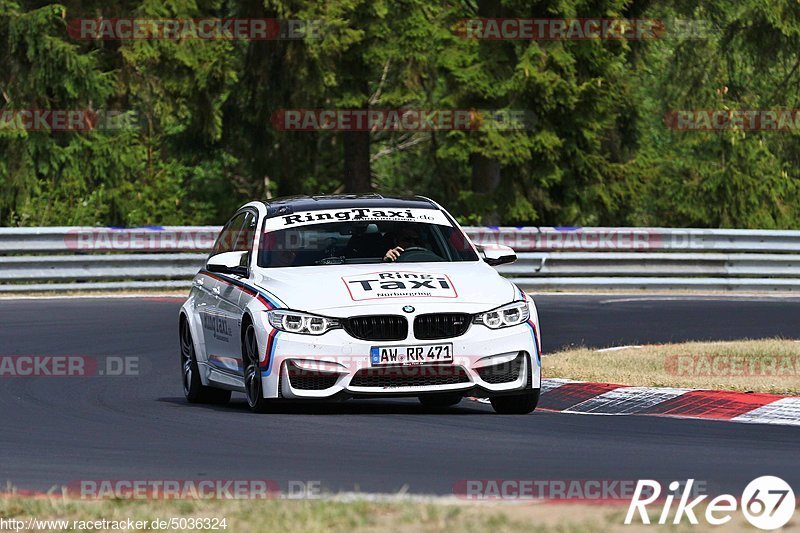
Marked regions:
[490,389,540,415]
[418,392,462,408]
[180,318,231,405]
[243,323,271,413]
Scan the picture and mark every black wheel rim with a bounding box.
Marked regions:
[244,327,262,407]
[180,321,193,396]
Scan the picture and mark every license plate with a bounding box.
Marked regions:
[370,343,453,367]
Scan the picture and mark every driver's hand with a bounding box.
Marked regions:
[383,247,404,262]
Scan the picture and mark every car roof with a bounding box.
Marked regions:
[259,194,438,217]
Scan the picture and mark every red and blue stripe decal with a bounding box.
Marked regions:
[513,284,541,365]
[199,270,283,375]
[261,328,280,375]
[525,320,541,366]
[199,269,283,309]
[514,284,527,301]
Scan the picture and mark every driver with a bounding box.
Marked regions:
[383,225,426,262]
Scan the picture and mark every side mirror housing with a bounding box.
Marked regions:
[477,244,517,267]
[207,251,249,277]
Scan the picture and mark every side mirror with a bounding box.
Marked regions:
[207,251,249,277]
[477,244,517,267]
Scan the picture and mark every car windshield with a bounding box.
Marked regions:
[257,219,478,268]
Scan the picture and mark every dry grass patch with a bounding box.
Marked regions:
[544,338,800,395]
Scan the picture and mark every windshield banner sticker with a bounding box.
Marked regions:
[263,207,452,232]
[342,271,458,301]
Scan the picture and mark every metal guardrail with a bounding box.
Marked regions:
[1,226,800,292]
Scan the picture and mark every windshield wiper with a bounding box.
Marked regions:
[315,256,346,265]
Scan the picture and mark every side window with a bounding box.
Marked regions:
[211,213,247,256]
[232,212,257,252]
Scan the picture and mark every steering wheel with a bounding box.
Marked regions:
[395,246,443,263]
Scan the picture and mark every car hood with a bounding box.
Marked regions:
[251,261,518,315]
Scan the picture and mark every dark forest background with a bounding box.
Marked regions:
[2,0,799,227]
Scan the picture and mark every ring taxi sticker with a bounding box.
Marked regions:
[343,271,458,301]
[262,207,452,232]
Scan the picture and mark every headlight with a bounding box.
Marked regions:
[473,301,530,329]
[267,310,341,335]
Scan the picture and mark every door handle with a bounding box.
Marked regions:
[212,286,221,296]
[194,278,204,287]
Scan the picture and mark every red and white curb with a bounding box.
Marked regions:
[477,379,800,426]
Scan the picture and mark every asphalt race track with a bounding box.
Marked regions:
[1,294,799,496]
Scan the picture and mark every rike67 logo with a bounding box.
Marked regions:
[342,271,458,301]
[626,477,795,530]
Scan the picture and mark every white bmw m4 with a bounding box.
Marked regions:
[179,194,541,414]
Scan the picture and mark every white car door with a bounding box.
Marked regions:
[201,211,249,372]
[212,210,258,374]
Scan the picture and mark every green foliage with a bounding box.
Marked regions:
[2,0,800,228]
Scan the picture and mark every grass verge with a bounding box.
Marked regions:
[544,338,800,395]
[0,496,767,533]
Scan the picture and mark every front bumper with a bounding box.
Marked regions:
[260,320,541,399]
